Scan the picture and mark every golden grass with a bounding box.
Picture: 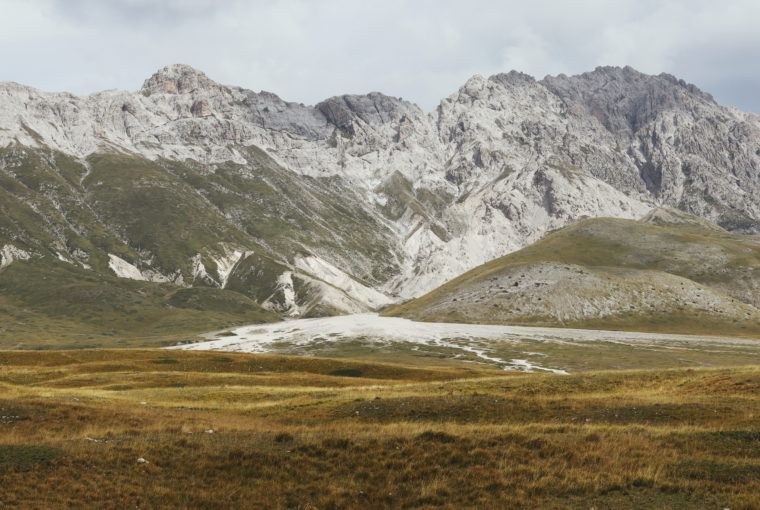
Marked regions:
[0,350,759,509]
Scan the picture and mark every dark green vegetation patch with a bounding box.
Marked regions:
[0,445,63,468]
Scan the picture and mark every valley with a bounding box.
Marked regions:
[173,313,760,373]
[2,64,760,322]
[1,61,759,510]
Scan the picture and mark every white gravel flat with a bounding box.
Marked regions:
[169,313,759,373]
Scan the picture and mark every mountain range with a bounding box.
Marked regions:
[1,63,760,344]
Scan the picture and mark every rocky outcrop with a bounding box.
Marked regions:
[1,64,759,309]
[542,66,715,138]
[140,64,219,96]
[317,93,420,136]
[190,99,212,117]
[542,66,760,232]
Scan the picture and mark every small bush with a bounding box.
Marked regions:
[329,368,362,378]
[322,438,351,449]
[105,385,134,391]
[274,432,294,443]
[151,358,179,364]
[416,431,457,443]
[0,445,63,468]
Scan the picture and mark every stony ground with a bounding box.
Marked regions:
[174,313,760,373]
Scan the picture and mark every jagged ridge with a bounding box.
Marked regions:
[1,64,759,323]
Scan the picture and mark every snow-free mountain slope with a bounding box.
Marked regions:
[1,64,760,329]
[0,257,278,349]
[542,66,760,232]
[385,210,760,337]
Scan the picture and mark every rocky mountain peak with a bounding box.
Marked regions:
[140,64,219,96]
[488,70,536,88]
[590,65,713,102]
[542,65,716,138]
[316,92,421,135]
[655,71,715,103]
[1,63,759,310]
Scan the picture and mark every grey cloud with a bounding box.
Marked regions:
[50,0,228,25]
[0,0,758,113]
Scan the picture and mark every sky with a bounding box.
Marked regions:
[1,0,759,112]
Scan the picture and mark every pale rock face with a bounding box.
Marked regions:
[107,254,172,283]
[2,64,759,310]
[190,100,213,117]
[294,274,381,315]
[190,254,214,285]
[140,64,219,96]
[542,66,760,231]
[264,271,299,316]
[108,254,146,281]
[211,247,246,289]
[294,255,393,309]
[0,245,31,269]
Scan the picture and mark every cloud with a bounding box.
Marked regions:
[0,0,758,113]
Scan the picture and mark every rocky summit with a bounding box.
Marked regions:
[1,64,760,327]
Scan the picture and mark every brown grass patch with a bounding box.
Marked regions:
[0,350,758,509]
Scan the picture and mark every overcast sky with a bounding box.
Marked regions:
[1,0,758,112]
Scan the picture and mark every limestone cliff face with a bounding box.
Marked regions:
[542,66,760,233]
[1,64,758,310]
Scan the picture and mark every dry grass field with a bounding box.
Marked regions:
[0,349,758,509]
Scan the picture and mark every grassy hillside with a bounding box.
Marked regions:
[0,145,403,320]
[0,350,758,509]
[0,259,279,349]
[386,212,760,337]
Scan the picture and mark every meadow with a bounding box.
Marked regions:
[0,349,758,509]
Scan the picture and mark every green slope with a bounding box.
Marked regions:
[0,144,404,333]
[385,212,760,337]
[0,259,279,349]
